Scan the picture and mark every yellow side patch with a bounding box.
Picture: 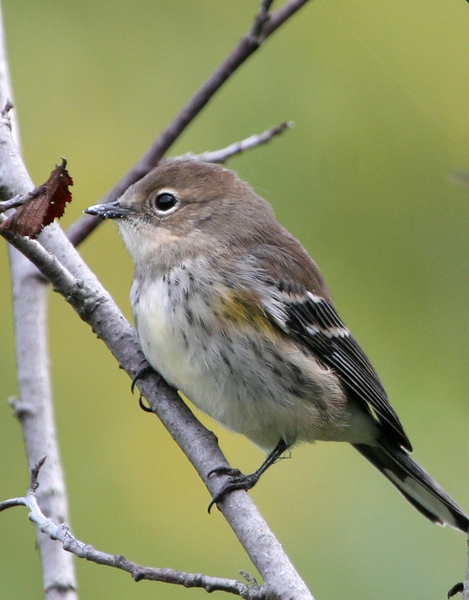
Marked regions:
[217,289,275,335]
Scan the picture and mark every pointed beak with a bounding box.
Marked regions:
[84,200,130,220]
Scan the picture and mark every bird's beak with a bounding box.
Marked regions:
[84,200,131,220]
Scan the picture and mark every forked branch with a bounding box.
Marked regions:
[67,0,310,247]
[0,460,265,599]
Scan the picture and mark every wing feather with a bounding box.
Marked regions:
[265,284,412,451]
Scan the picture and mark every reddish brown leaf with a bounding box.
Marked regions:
[0,158,73,238]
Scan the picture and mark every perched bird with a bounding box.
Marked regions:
[86,159,469,531]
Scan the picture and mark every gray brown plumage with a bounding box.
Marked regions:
[86,159,469,532]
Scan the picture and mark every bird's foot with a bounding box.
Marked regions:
[130,363,156,394]
[447,582,464,598]
[207,467,260,513]
[130,363,162,412]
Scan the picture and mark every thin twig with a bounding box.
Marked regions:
[66,0,311,247]
[0,458,265,598]
[0,185,46,213]
[251,0,275,38]
[0,192,30,212]
[127,0,307,174]
[0,497,27,511]
[171,121,293,164]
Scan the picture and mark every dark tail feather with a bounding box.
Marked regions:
[353,438,469,533]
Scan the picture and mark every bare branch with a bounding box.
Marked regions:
[0,3,315,598]
[250,0,275,38]
[263,0,311,38]
[66,0,311,247]
[1,495,265,598]
[0,189,42,213]
[0,497,27,511]
[0,218,77,291]
[129,0,307,172]
[0,4,78,598]
[7,251,78,600]
[174,121,293,164]
[3,217,313,598]
[0,457,265,598]
[0,456,45,511]
[30,455,47,490]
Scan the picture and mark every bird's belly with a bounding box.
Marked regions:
[132,275,376,450]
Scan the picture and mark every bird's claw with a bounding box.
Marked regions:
[447,582,464,599]
[130,363,157,394]
[207,468,260,513]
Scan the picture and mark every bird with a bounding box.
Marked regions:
[86,159,469,531]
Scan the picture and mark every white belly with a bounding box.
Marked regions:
[131,268,376,451]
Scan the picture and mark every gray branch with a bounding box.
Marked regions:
[0,460,265,599]
[0,1,315,598]
[0,149,313,600]
[0,185,46,213]
[66,0,311,247]
[174,121,293,164]
[0,3,77,599]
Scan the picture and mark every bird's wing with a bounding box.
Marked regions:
[263,283,412,451]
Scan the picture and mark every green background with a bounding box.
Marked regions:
[1,1,469,598]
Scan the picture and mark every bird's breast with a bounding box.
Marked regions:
[130,261,374,450]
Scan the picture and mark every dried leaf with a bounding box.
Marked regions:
[0,158,73,238]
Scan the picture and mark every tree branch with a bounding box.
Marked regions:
[0,4,78,598]
[0,459,266,599]
[66,0,311,247]
[2,215,314,598]
[0,163,313,600]
[174,121,292,164]
[1,2,315,598]
[0,186,45,213]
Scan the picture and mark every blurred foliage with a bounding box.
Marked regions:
[1,1,469,599]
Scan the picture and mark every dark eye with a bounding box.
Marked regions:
[155,192,178,212]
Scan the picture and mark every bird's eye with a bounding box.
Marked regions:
[155,192,178,213]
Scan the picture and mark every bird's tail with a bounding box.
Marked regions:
[353,438,469,533]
